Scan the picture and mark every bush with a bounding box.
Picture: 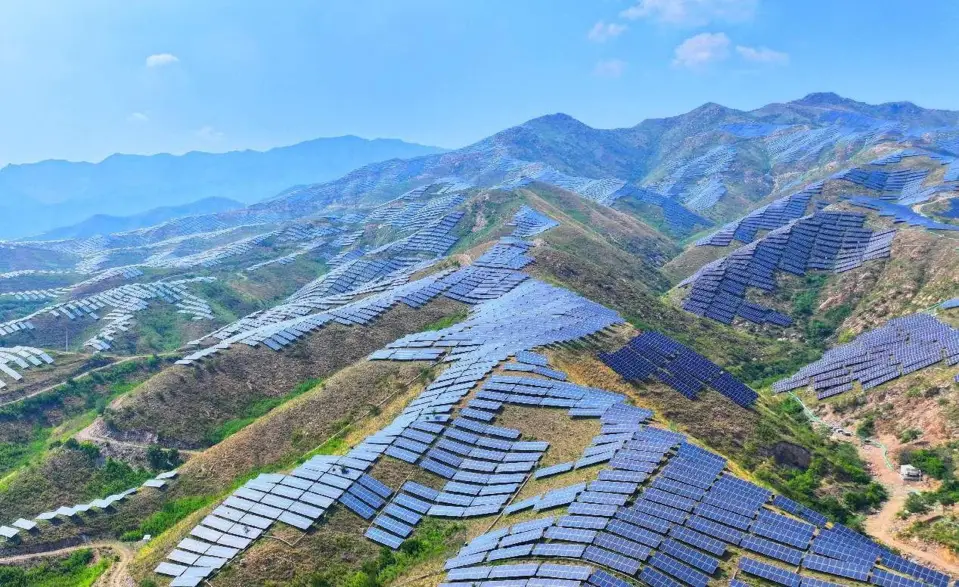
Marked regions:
[899,428,922,443]
[901,448,952,480]
[904,493,930,515]
[146,444,181,471]
[856,414,876,439]
[121,496,214,541]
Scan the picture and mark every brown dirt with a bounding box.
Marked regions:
[858,435,959,575]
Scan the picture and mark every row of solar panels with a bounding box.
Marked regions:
[0,470,177,542]
[773,312,959,400]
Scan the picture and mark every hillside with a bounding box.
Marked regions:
[0,94,957,586]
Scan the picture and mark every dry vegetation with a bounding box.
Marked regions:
[104,297,466,447]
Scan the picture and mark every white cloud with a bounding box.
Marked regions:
[127,112,149,123]
[736,45,789,65]
[672,32,730,68]
[587,21,628,42]
[146,53,179,68]
[593,59,627,78]
[195,125,225,142]
[620,0,757,26]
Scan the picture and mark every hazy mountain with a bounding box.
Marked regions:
[33,197,245,241]
[0,136,446,239]
[260,94,959,220]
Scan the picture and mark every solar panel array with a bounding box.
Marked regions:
[1,470,178,544]
[157,268,625,582]
[494,161,628,206]
[648,145,736,212]
[847,196,959,232]
[437,361,953,587]
[510,206,560,238]
[611,185,711,235]
[143,231,277,270]
[244,238,328,272]
[0,346,54,390]
[368,186,468,231]
[35,277,218,351]
[152,459,393,586]
[179,210,471,362]
[679,211,895,326]
[833,167,932,204]
[0,275,217,349]
[696,182,822,247]
[773,313,959,399]
[157,307,956,587]
[764,125,868,165]
[599,331,758,407]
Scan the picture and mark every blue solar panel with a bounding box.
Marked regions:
[648,552,710,587]
[589,569,634,587]
[660,538,719,574]
[605,519,663,548]
[639,566,684,587]
[592,531,652,561]
[870,568,926,587]
[739,534,803,565]
[582,545,641,575]
[739,556,802,587]
[882,553,952,587]
[669,525,726,557]
[614,508,672,534]
[685,515,745,545]
[339,493,375,520]
[803,553,871,581]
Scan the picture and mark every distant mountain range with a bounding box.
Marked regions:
[0,136,446,239]
[259,93,959,224]
[14,93,959,243]
[33,197,244,241]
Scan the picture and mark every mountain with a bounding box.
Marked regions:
[258,93,959,227]
[33,197,244,241]
[0,136,446,239]
[1,93,958,584]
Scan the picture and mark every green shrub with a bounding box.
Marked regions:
[856,414,876,438]
[120,495,215,541]
[899,428,922,443]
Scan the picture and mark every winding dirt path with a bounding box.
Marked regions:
[858,439,959,574]
[0,352,174,408]
[76,416,200,456]
[0,540,135,587]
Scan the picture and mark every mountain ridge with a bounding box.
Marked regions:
[0,135,447,240]
[31,196,245,241]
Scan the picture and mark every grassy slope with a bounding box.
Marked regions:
[0,357,168,481]
[104,297,466,448]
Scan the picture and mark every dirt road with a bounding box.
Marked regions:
[76,416,199,456]
[0,540,136,587]
[0,352,173,408]
[859,439,959,574]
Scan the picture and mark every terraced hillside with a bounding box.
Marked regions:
[0,94,957,586]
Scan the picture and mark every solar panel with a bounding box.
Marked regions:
[582,545,641,575]
[738,556,802,587]
[648,552,710,587]
[739,534,803,565]
[802,553,871,581]
[668,525,726,557]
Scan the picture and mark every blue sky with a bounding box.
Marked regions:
[2,0,959,165]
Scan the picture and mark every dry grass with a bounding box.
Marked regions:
[105,297,466,447]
